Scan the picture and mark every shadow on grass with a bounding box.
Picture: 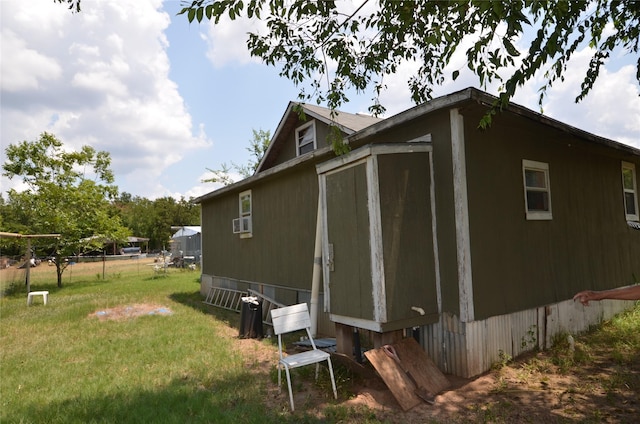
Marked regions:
[1,278,68,299]
[4,374,333,424]
[169,290,241,333]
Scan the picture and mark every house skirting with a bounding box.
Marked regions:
[421,298,636,378]
[202,274,635,378]
[201,274,334,336]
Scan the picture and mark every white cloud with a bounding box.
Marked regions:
[539,51,640,148]
[1,29,63,92]
[204,14,265,68]
[1,0,212,199]
[377,32,639,149]
[179,169,244,200]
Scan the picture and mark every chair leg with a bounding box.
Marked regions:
[327,358,338,400]
[277,363,282,391]
[284,366,295,411]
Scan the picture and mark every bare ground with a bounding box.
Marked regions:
[89,304,173,321]
[232,331,640,423]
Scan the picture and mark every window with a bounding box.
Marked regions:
[622,162,639,221]
[232,190,253,238]
[295,121,316,156]
[523,160,552,220]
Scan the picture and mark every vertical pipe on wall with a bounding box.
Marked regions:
[310,192,323,337]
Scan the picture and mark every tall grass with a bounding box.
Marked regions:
[0,259,338,423]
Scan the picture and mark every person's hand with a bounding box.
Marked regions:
[573,290,596,306]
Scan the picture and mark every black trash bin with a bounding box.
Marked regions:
[239,297,263,339]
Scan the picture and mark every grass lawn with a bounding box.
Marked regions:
[0,258,342,424]
[2,258,640,423]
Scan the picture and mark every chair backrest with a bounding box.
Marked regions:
[270,303,312,336]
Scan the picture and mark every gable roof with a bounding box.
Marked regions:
[256,102,382,172]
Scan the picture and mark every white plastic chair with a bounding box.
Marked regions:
[270,303,338,411]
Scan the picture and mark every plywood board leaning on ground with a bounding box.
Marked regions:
[365,343,421,410]
[395,338,450,394]
[364,338,450,411]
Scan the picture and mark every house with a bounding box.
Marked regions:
[195,88,640,378]
[169,226,201,264]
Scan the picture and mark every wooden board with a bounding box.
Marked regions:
[395,338,450,393]
[365,343,421,410]
[364,338,450,411]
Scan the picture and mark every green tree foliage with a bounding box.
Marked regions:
[114,194,200,250]
[175,0,639,127]
[203,128,271,186]
[55,0,639,122]
[2,133,129,287]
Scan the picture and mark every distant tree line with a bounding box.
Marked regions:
[0,132,200,286]
[112,192,201,252]
[0,190,200,257]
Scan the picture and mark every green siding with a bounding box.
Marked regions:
[268,119,334,168]
[378,153,438,323]
[462,106,640,320]
[349,111,461,316]
[325,163,374,319]
[201,166,319,289]
[202,98,640,327]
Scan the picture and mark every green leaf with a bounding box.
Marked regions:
[503,38,520,57]
[168,0,640,125]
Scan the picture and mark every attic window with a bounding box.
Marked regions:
[523,159,552,220]
[295,121,316,156]
[622,161,639,221]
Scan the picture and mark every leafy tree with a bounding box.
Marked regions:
[114,194,200,250]
[203,128,271,186]
[148,196,200,249]
[55,0,640,123]
[2,132,130,287]
[174,0,639,128]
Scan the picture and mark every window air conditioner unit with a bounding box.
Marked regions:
[232,217,252,234]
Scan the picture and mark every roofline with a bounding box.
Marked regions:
[299,106,359,135]
[196,87,640,204]
[194,144,335,203]
[347,88,476,144]
[485,92,640,156]
[255,101,296,174]
[255,102,364,174]
[349,87,640,156]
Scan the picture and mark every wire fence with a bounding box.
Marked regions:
[0,254,199,296]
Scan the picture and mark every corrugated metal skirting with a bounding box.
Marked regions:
[422,298,635,378]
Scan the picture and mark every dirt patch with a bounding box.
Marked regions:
[238,335,640,423]
[90,303,173,321]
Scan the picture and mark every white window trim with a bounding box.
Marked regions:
[522,159,553,220]
[238,190,253,238]
[295,120,316,156]
[622,161,639,222]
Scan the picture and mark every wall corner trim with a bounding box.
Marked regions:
[450,108,474,322]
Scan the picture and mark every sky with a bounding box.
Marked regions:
[1,0,639,201]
